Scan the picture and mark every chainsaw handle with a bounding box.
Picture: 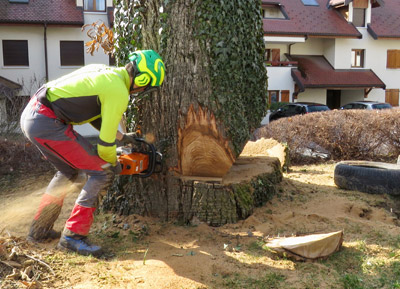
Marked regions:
[134,137,157,178]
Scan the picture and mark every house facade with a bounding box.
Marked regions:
[0,0,114,134]
[0,0,114,88]
[263,0,399,109]
[3,0,398,129]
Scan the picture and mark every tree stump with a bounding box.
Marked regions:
[105,140,283,226]
[180,155,282,226]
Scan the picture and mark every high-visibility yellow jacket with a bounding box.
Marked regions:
[45,64,130,165]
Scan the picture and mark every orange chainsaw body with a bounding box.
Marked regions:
[118,152,150,175]
[116,137,162,177]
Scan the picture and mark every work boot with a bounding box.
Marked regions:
[57,229,102,257]
[27,202,62,243]
[27,225,61,243]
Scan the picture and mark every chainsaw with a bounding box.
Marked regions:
[117,137,162,177]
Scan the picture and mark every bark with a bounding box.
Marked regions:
[103,0,275,225]
[106,155,282,226]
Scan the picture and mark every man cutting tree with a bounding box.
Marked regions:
[20,50,165,257]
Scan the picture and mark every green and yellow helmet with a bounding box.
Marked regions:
[128,50,165,88]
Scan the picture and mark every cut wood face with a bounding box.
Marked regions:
[222,156,278,185]
[178,104,235,177]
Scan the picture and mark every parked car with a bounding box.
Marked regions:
[269,102,330,122]
[340,101,392,110]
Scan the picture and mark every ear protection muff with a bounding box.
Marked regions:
[134,73,151,87]
[129,61,151,92]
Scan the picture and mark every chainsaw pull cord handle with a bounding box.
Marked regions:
[133,137,157,178]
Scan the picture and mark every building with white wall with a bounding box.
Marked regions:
[0,0,114,135]
[263,0,398,109]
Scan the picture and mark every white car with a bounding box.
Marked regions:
[340,101,392,110]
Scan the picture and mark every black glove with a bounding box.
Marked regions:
[113,162,122,175]
[102,162,122,175]
[121,132,137,144]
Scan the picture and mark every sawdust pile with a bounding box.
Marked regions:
[241,137,287,168]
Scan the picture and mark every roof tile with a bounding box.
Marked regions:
[263,0,361,38]
[369,0,400,38]
[0,0,83,25]
[289,55,386,89]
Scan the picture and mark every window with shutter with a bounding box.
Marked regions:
[262,4,286,19]
[351,49,365,68]
[268,90,279,104]
[387,50,400,69]
[265,49,280,66]
[385,89,399,106]
[272,49,280,62]
[60,41,84,66]
[281,90,290,102]
[2,40,29,66]
[353,8,366,27]
[84,0,106,12]
[265,49,271,61]
[301,0,319,6]
[353,0,368,8]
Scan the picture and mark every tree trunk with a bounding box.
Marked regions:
[103,0,274,226]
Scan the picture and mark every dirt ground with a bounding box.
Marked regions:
[1,161,400,289]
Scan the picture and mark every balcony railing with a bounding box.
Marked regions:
[266,61,298,67]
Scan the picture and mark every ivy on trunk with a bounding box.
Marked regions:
[102,0,274,226]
